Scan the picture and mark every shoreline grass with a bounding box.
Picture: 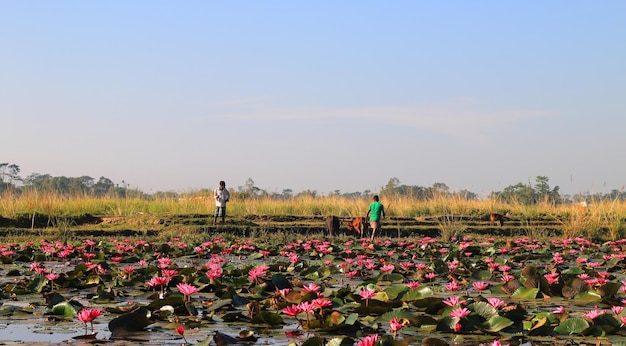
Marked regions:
[2,191,625,240]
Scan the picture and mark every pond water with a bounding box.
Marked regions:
[2,236,626,345]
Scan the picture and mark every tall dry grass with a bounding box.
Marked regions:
[2,190,625,239]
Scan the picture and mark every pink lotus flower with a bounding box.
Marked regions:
[176,325,188,344]
[424,272,437,281]
[122,266,136,277]
[487,297,505,309]
[298,301,315,313]
[448,260,459,272]
[282,304,301,317]
[29,262,43,271]
[45,273,59,281]
[450,307,471,319]
[302,282,321,293]
[157,257,172,268]
[146,276,171,298]
[389,317,403,338]
[248,264,269,283]
[544,272,559,285]
[583,307,606,320]
[206,263,223,281]
[357,287,377,306]
[358,288,377,300]
[479,340,510,346]
[162,269,178,277]
[443,295,467,307]
[444,280,462,291]
[345,270,359,277]
[405,281,421,289]
[472,281,489,291]
[77,308,103,334]
[380,264,395,273]
[355,334,378,346]
[500,274,514,282]
[613,306,624,315]
[552,306,565,314]
[176,283,198,303]
[312,298,332,309]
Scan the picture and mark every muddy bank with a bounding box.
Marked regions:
[0,213,567,239]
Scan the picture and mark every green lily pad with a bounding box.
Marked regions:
[511,287,538,299]
[573,291,602,302]
[301,336,324,346]
[271,274,292,290]
[482,315,514,332]
[561,266,585,275]
[27,276,47,293]
[596,281,620,298]
[384,285,408,300]
[554,317,590,335]
[251,311,283,326]
[470,301,498,319]
[0,305,19,316]
[50,301,77,317]
[400,286,434,301]
[472,270,493,280]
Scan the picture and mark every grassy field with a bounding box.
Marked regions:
[1,190,625,241]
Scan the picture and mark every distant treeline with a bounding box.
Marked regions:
[1,163,624,205]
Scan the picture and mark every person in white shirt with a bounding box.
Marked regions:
[213,180,230,224]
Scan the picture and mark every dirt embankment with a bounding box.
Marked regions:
[0,213,566,239]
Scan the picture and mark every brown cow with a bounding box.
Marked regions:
[324,215,340,236]
[489,213,504,227]
[346,217,368,237]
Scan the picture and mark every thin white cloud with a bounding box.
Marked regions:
[215,96,267,106]
[222,98,556,141]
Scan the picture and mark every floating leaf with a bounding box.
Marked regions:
[0,305,19,316]
[596,281,621,298]
[212,331,239,345]
[562,278,590,299]
[205,299,233,312]
[472,270,493,280]
[344,313,359,325]
[470,301,498,319]
[50,301,77,317]
[562,267,585,275]
[511,287,538,299]
[573,291,601,302]
[400,286,434,301]
[553,317,590,335]
[27,276,47,293]
[379,310,416,324]
[422,337,449,346]
[482,315,514,332]
[108,307,152,336]
[301,336,324,346]
[271,274,292,290]
[251,311,283,326]
[379,273,405,283]
[592,313,621,333]
[325,338,345,346]
[384,285,408,300]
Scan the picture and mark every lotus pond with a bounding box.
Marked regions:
[1,234,626,346]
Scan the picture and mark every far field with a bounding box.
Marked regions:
[0,212,600,240]
[0,192,623,241]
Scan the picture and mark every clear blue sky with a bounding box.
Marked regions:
[2,2,625,197]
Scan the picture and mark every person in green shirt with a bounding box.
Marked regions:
[366,195,385,240]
